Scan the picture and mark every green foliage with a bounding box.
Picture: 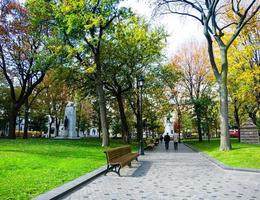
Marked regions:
[27,0,130,70]
[111,118,121,137]
[159,63,183,89]
[193,95,219,135]
[101,16,167,85]
[181,112,193,135]
[142,70,172,133]
[29,114,48,133]
[228,25,259,127]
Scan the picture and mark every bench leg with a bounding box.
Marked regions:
[104,165,110,176]
[116,165,121,176]
[104,165,121,176]
[136,157,138,161]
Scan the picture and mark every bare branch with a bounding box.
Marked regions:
[220,22,238,31]
[160,10,202,23]
[227,3,259,48]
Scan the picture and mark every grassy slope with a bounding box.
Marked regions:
[0,138,138,200]
[185,139,260,169]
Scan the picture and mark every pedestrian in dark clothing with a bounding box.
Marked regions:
[160,134,163,143]
[164,133,170,150]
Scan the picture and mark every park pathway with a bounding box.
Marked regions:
[62,142,260,200]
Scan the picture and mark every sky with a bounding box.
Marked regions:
[120,0,206,61]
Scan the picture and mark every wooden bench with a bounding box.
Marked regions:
[144,141,155,150]
[154,138,159,146]
[144,138,158,150]
[104,145,139,176]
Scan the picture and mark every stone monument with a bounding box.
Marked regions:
[240,118,259,144]
[64,102,78,138]
[164,113,174,137]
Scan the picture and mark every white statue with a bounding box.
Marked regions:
[64,102,77,138]
[164,114,174,137]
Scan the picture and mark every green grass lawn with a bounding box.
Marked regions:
[185,139,260,169]
[0,138,138,200]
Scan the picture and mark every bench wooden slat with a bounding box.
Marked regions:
[106,146,131,160]
[110,152,138,166]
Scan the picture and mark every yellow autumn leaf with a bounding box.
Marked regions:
[85,64,96,74]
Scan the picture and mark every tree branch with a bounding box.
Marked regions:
[227,3,259,49]
[0,43,16,100]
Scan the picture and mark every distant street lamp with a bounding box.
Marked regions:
[138,75,145,155]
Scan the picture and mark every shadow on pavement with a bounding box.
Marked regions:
[132,161,152,177]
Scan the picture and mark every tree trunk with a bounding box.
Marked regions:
[194,106,202,142]
[248,111,257,125]
[96,75,109,146]
[94,52,109,146]
[219,75,231,150]
[9,102,17,139]
[215,120,218,138]
[77,104,81,137]
[116,93,129,143]
[23,98,29,139]
[55,117,60,137]
[204,34,231,149]
[177,111,182,143]
[205,111,210,143]
[48,121,52,138]
[197,114,202,142]
[98,113,101,139]
[233,98,240,142]
[18,116,21,135]
[207,129,211,142]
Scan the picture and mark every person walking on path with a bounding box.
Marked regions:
[164,133,170,150]
[160,134,163,143]
[173,133,179,150]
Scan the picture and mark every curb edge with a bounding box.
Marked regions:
[32,166,107,200]
[183,143,260,174]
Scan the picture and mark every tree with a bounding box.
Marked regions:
[36,69,71,137]
[171,43,213,141]
[161,42,214,141]
[27,0,131,146]
[77,98,96,136]
[228,19,259,131]
[102,17,166,143]
[22,83,47,139]
[0,1,54,138]
[156,0,259,150]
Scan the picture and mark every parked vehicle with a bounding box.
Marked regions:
[229,129,240,138]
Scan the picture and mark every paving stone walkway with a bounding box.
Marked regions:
[62,142,260,200]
